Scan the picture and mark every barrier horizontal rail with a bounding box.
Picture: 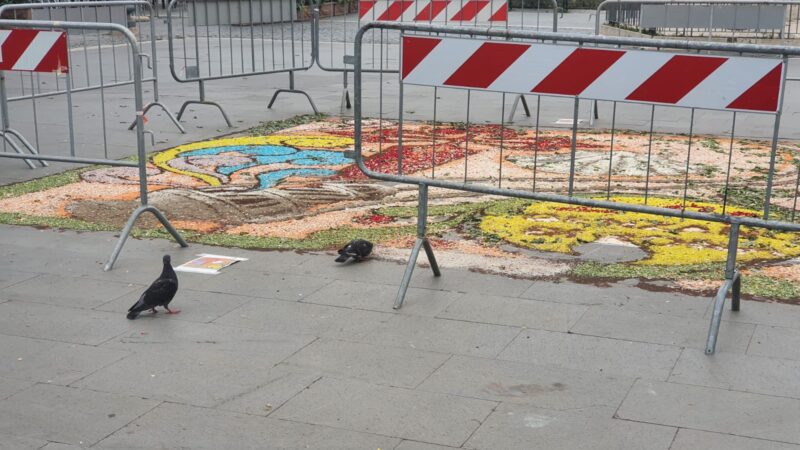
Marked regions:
[0,18,187,270]
[354,21,800,354]
[166,0,318,126]
[0,1,185,135]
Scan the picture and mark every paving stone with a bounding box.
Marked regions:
[498,328,681,380]
[273,377,496,447]
[465,404,676,450]
[669,348,800,399]
[0,376,33,401]
[301,279,462,316]
[283,339,449,388]
[39,444,87,450]
[619,290,710,318]
[0,433,47,450]
[0,270,37,289]
[748,325,800,361]
[76,327,314,407]
[617,379,800,444]
[520,280,635,306]
[394,441,459,450]
[418,355,632,410]
[0,334,129,385]
[215,365,321,416]
[96,402,400,450]
[670,429,800,450]
[361,315,521,358]
[571,306,755,353]
[436,293,587,332]
[411,268,534,297]
[0,301,132,346]
[0,384,158,446]
[96,288,253,323]
[191,268,332,301]
[705,299,800,330]
[286,254,411,285]
[0,274,141,309]
[214,297,393,341]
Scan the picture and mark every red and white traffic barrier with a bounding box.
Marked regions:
[0,29,69,73]
[359,0,507,23]
[402,35,784,113]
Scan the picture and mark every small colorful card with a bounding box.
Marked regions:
[174,254,248,274]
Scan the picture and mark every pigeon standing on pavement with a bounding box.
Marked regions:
[127,255,179,319]
[335,239,373,263]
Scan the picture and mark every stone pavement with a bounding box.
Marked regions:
[1,223,800,449]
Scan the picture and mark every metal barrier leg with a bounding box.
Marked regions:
[128,102,186,133]
[394,183,440,309]
[1,129,48,169]
[104,204,188,271]
[341,72,352,112]
[267,71,319,114]
[0,132,37,169]
[705,222,741,354]
[176,80,233,127]
[507,94,531,123]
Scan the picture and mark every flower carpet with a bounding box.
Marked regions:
[2,115,800,301]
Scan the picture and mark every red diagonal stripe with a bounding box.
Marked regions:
[402,36,441,78]
[450,0,489,21]
[0,29,38,71]
[377,0,414,20]
[532,48,625,96]
[626,55,727,104]
[34,32,68,73]
[489,3,508,21]
[359,0,376,18]
[414,0,450,20]
[444,42,528,88]
[726,63,783,112]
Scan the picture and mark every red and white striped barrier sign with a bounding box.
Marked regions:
[360,0,507,23]
[0,29,69,73]
[402,36,784,113]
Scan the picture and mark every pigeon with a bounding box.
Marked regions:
[335,239,373,263]
[127,255,179,320]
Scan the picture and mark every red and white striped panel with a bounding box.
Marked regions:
[359,0,507,23]
[0,29,69,73]
[402,36,784,113]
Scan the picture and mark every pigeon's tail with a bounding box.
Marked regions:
[335,254,350,263]
[126,310,140,320]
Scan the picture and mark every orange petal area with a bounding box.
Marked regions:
[0,183,144,217]
[169,220,225,233]
[227,208,399,239]
[759,264,800,283]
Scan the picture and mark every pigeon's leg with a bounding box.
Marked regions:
[164,306,181,314]
[150,308,158,314]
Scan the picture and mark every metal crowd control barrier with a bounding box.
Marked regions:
[166,0,318,127]
[354,21,800,354]
[0,18,187,270]
[313,0,559,111]
[0,1,185,139]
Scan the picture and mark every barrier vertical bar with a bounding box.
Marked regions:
[567,96,579,196]
[764,55,789,220]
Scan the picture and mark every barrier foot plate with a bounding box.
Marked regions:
[393,237,439,310]
[268,89,319,115]
[104,204,188,272]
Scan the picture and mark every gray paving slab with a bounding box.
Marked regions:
[361,315,521,358]
[617,379,800,444]
[417,355,633,411]
[283,338,449,388]
[0,433,48,450]
[95,401,401,450]
[301,279,462,317]
[0,334,129,385]
[0,301,132,346]
[410,268,534,298]
[570,306,755,353]
[704,300,800,330]
[436,292,587,332]
[464,404,676,450]
[669,348,800,399]
[620,290,711,318]
[394,441,459,450]
[213,296,393,341]
[0,376,34,401]
[0,383,158,447]
[498,328,682,380]
[191,268,333,301]
[96,288,253,323]
[520,280,635,306]
[0,270,38,290]
[216,365,321,416]
[273,377,496,448]
[670,428,800,450]
[749,325,800,361]
[39,444,86,450]
[0,274,141,309]
[285,254,413,286]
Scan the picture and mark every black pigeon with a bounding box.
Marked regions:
[127,255,179,320]
[335,239,373,263]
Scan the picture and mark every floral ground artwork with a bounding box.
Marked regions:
[2,115,800,302]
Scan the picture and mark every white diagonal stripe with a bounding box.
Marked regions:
[580,50,672,101]
[404,37,483,86]
[487,44,573,93]
[12,31,61,71]
[677,57,782,110]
